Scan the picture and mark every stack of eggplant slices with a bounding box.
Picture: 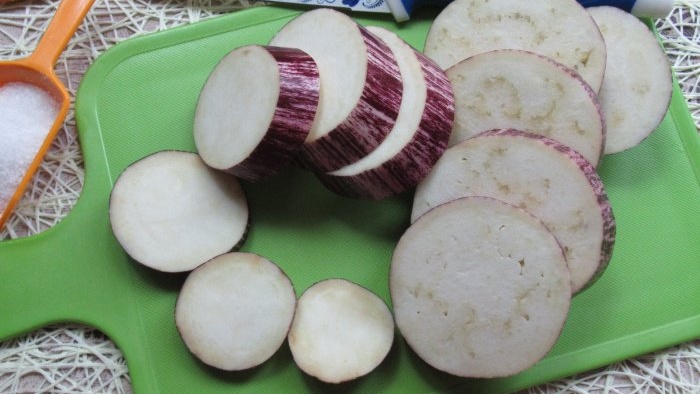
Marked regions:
[108,0,672,384]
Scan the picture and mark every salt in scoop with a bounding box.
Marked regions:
[0,0,95,230]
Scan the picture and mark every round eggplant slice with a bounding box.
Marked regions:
[392,196,571,378]
[412,129,615,293]
[588,6,673,154]
[288,278,394,384]
[109,151,248,272]
[175,252,297,371]
[446,49,605,167]
[424,0,607,92]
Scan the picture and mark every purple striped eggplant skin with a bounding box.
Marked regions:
[193,45,319,183]
[317,27,455,200]
[229,46,320,182]
[412,129,616,294]
[270,9,404,173]
[531,130,616,289]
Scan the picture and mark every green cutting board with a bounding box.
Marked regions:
[1,5,699,393]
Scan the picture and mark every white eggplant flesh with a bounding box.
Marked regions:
[412,129,616,294]
[175,252,297,371]
[288,279,395,384]
[391,196,571,378]
[109,151,249,273]
[446,49,605,166]
[588,6,673,154]
[317,26,454,200]
[193,44,319,182]
[424,0,607,92]
[270,9,404,172]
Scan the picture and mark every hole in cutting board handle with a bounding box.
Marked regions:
[0,323,131,392]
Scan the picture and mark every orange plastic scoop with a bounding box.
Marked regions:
[0,0,95,231]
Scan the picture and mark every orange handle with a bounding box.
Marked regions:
[25,0,96,72]
[0,0,96,230]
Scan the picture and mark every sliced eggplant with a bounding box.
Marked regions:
[392,196,571,378]
[588,6,673,154]
[194,44,319,182]
[446,49,605,166]
[424,0,607,92]
[109,151,248,273]
[412,129,615,293]
[288,278,394,384]
[175,252,297,371]
[270,9,404,172]
[317,26,454,200]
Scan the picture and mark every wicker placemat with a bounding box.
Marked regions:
[1,1,699,392]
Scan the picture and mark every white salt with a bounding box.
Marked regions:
[0,82,60,212]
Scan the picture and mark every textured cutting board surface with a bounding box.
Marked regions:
[1,5,699,393]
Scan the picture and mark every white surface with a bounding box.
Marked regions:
[385,0,410,21]
[633,0,675,17]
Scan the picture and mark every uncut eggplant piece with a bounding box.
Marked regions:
[391,196,571,378]
[175,252,297,371]
[446,49,605,166]
[588,6,673,154]
[316,26,454,200]
[194,44,320,182]
[109,151,249,273]
[424,0,607,92]
[412,129,615,294]
[270,9,404,173]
